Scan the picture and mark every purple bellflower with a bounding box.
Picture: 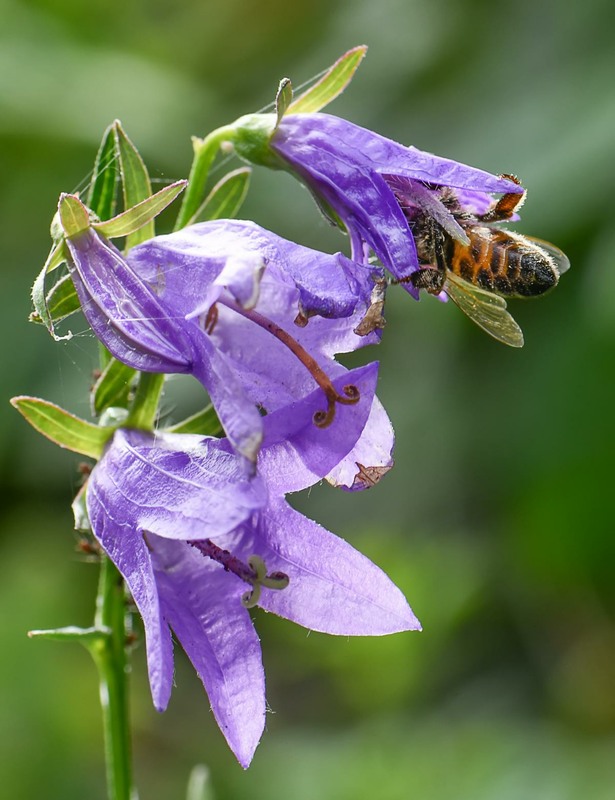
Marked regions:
[231,112,524,296]
[84,371,420,767]
[61,203,392,480]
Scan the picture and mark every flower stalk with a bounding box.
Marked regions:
[90,556,134,800]
[125,371,165,430]
[175,125,239,230]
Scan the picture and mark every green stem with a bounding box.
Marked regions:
[125,372,165,430]
[174,125,238,230]
[90,557,134,800]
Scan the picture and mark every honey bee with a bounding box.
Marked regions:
[401,175,569,347]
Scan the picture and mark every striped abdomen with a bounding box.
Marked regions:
[448,226,559,298]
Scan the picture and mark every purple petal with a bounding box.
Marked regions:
[275,114,522,194]
[187,329,264,463]
[84,477,174,710]
[273,124,421,288]
[257,362,380,493]
[89,429,266,540]
[126,220,380,450]
[149,535,266,768]
[233,499,421,635]
[326,394,395,491]
[271,113,523,290]
[127,219,372,322]
[65,228,192,372]
[191,274,380,414]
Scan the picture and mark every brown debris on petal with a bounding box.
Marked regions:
[351,462,392,490]
[354,277,387,337]
[294,308,310,327]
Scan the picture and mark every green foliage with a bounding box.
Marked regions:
[193,168,252,223]
[86,123,119,222]
[274,78,293,127]
[287,45,367,114]
[165,404,223,437]
[91,358,137,417]
[11,396,113,458]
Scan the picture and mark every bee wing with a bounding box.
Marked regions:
[444,271,524,347]
[525,236,570,276]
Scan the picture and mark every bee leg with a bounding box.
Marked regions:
[478,174,526,222]
[405,216,447,295]
[409,267,445,295]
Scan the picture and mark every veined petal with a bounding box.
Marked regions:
[84,423,416,766]
[127,219,373,322]
[187,330,264,463]
[263,112,524,293]
[84,477,174,710]
[236,498,421,635]
[257,362,380,494]
[88,429,266,540]
[326,394,395,491]
[149,535,266,768]
[65,227,192,371]
[274,114,521,194]
[125,218,383,464]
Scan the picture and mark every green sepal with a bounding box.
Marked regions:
[275,77,293,128]
[93,180,187,239]
[288,45,367,114]
[194,167,251,222]
[11,396,114,459]
[28,626,111,646]
[44,239,67,273]
[30,242,72,339]
[86,123,119,221]
[164,404,223,436]
[114,121,154,250]
[230,113,280,168]
[91,358,137,416]
[29,272,80,326]
[59,193,90,237]
[72,483,91,533]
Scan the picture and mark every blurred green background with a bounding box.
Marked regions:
[2,0,615,797]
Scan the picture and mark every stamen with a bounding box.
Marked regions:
[188,538,256,583]
[205,303,218,334]
[216,299,360,427]
[187,539,289,609]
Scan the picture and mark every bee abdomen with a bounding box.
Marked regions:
[505,238,559,297]
[452,229,559,298]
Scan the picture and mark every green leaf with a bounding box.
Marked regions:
[164,404,223,436]
[288,45,367,114]
[275,77,293,127]
[194,168,251,222]
[113,121,154,249]
[86,123,119,221]
[91,358,137,416]
[93,180,187,238]
[11,396,114,459]
[28,626,110,645]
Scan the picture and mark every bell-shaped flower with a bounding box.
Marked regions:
[84,372,419,767]
[60,200,390,478]
[230,112,524,297]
